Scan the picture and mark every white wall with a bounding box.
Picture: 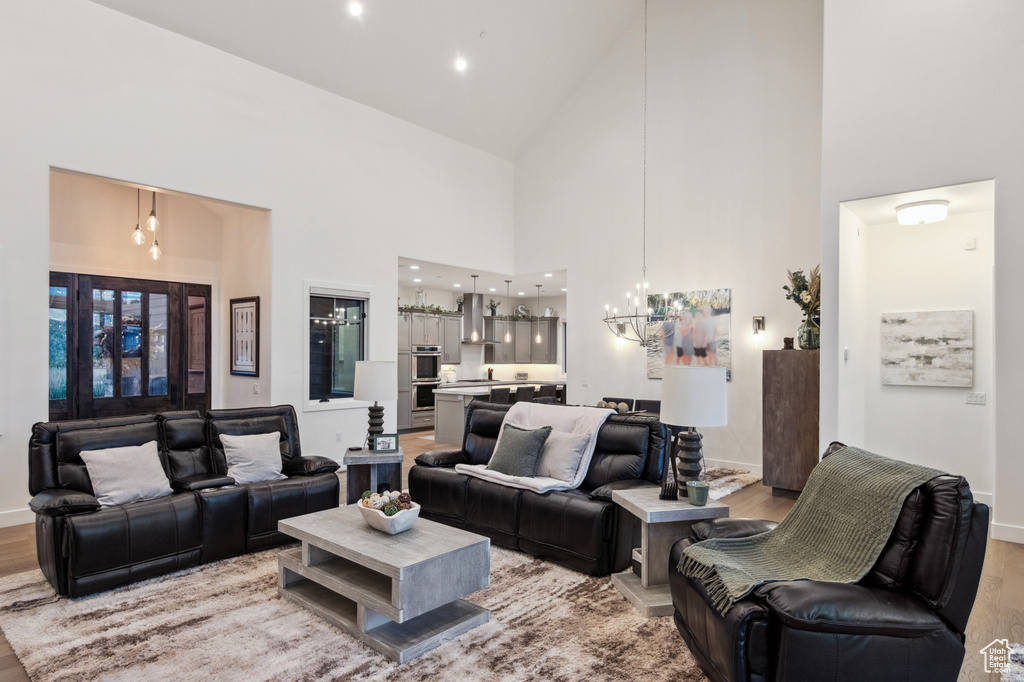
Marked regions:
[838,210,994,503]
[514,0,824,469]
[0,0,513,525]
[820,0,1024,541]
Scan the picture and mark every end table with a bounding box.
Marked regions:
[342,447,403,504]
[611,486,728,617]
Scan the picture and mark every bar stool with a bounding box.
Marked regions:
[488,387,511,404]
[514,386,536,403]
[537,385,557,400]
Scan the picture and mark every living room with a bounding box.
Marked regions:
[1,0,1022,680]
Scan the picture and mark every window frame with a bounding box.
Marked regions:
[303,281,374,412]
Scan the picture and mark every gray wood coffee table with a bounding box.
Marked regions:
[611,487,729,617]
[278,505,490,663]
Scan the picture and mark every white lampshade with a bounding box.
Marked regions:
[353,361,397,402]
[660,366,728,428]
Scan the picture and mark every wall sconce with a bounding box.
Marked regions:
[752,316,765,334]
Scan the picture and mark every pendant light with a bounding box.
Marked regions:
[469,275,480,342]
[146,191,160,231]
[149,235,162,260]
[504,280,512,343]
[131,189,145,246]
[535,285,543,343]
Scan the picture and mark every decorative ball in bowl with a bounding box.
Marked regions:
[357,490,420,535]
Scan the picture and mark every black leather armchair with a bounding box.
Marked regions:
[29,405,340,597]
[668,475,989,682]
[409,401,666,576]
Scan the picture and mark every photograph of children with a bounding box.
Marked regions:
[646,289,731,380]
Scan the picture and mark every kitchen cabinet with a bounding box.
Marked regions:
[397,351,411,430]
[514,321,533,363]
[411,313,441,345]
[484,318,514,364]
[434,392,474,446]
[442,315,462,364]
[762,349,819,497]
[398,312,412,352]
[532,319,558,364]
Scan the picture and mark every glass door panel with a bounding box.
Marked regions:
[149,293,168,395]
[187,296,206,394]
[121,291,143,397]
[93,289,115,398]
[48,286,68,401]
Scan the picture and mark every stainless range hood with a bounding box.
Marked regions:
[462,293,496,344]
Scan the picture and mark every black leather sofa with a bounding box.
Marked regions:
[669,475,989,682]
[408,401,666,576]
[29,405,339,597]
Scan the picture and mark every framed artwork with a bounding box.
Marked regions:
[373,433,399,453]
[645,289,732,380]
[230,296,260,376]
[880,310,973,387]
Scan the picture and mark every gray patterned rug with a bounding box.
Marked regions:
[0,547,708,682]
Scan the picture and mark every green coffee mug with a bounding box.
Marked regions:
[686,480,709,506]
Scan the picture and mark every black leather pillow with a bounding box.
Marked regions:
[487,425,552,477]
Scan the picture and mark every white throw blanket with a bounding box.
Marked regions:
[454,402,614,493]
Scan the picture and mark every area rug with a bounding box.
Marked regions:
[704,466,762,500]
[0,547,709,682]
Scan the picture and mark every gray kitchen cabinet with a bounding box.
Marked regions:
[533,318,558,364]
[442,315,462,364]
[397,351,411,430]
[411,313,441,345]
[484,318,514,364]
[397,312,412,352]
[514,320,533,363]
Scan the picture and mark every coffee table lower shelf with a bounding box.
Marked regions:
[278,546,489,663]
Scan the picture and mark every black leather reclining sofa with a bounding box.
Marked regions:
[29,405,339,597]
[409,401,666,576]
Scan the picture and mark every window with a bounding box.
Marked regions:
[309,289,367,401]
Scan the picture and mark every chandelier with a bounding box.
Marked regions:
[602,0,652,347]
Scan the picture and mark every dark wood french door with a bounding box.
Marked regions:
[49,272,211,421]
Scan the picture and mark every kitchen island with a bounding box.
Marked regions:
[433,381,564,446]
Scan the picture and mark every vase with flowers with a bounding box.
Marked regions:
[783,265,821,350]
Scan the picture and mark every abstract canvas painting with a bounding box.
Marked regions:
[880,310,973,387]
[645,289,731,380]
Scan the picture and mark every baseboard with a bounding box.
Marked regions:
[974,491,994,508]
[703,458,762,478]
[992,522,1024,544]
[0,507,34,528]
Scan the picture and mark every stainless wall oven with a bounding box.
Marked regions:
[412,345,442,382]
[412,381,439,411]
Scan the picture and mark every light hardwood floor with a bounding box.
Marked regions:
[0,431,1017,681]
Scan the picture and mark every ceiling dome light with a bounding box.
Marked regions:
[347,2,363,17]
[895,200,949,225]
[454,57,467,72]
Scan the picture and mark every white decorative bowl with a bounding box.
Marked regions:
[357,501,420,535]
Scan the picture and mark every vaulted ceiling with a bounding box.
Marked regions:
[88,0,643,160]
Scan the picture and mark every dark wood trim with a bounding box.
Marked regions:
[229,296,260,377]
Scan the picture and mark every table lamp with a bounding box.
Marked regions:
[353,361,397,450]
[659,365,728,500]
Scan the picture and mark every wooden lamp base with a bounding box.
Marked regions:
[366,402,385,450]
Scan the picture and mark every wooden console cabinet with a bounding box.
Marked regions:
[762,349,819,497]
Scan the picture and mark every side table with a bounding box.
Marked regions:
[611,486,728,617]
[342,448,403,504]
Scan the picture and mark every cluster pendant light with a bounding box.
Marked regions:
[130,188,162,260]
[504,280,512,343]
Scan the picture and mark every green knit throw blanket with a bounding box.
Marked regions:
[678,446,944,614]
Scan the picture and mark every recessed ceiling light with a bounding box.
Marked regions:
[453,283,462,288]
[409,265,419,270]
[454,57,467,72]
[544,273,553,277]
[561,288,567,292]
[413,278,421,283]
[489,288,496,292]
[518,292,525,296]
[347,2,363,17]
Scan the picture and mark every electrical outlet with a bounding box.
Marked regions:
[253,383,259,394]
[581,378,589,387]
[965,238,977,251]
[965,392,987,405]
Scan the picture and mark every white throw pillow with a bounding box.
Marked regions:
[80,440,173,507]
[536,431,592,483]
[220,432,287,485]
